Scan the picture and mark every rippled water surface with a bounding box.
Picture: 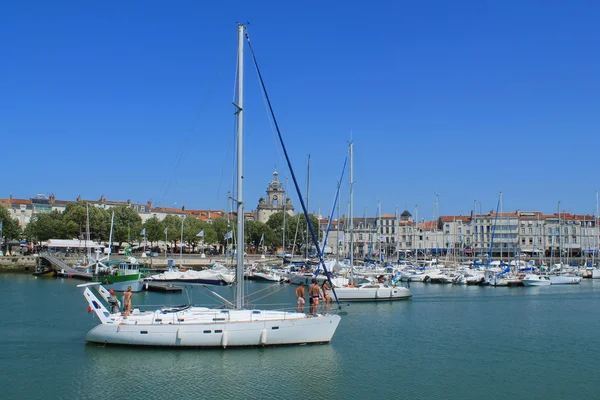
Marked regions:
[2,274,599,399]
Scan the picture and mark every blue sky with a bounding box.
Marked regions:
[2,1,599,220]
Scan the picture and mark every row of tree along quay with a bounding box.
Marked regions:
[0,202,319,256]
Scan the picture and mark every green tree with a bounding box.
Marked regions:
[23,211,70,242]
[111,206,142,246]
[162,215,184,251]
[62,201,111,241]
[0,205,21,241]
[266,212,319,253]
[143,216,163,247]
[212,217,234,244]
[182,217,208,252]
[245,220,272,253]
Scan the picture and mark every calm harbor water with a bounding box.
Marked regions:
[2,273,600,400]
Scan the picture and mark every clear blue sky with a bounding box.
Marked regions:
[2,1,599,220]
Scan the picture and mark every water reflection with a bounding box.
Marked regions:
[84,342,341,399]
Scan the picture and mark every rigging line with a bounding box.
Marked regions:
[244,32,339,307]
[257,75,287,177]
[313,150,348,305]
[244,280,292,303]
[156,70,224,207]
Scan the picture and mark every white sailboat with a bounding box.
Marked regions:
[78,24,340,347]
[326,142,412,302]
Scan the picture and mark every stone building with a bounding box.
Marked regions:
[254,170,294,223]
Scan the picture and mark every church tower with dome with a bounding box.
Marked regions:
[255,169,295,223]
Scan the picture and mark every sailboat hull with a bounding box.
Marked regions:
[331,285,412,301]
[85,312,341,347]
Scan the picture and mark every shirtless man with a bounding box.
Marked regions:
[295,282,305,312]
[308,279,321,315]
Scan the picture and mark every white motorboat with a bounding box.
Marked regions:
[145,266,235,286]
[549,275,581,285]
[77,25,340,348]
[328,282,412,302]
[522,273,551,286]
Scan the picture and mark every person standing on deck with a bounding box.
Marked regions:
[308,279,321,315]
[123,286,132,318]
[295,282,305,312]
[321,280,332,314]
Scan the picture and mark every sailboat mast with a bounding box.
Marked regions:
[107,211,114,261]
[86,202,91,264]
[235,23,245,309]
[306,154,311,259]
[592,191,600,263]
[349,142,354,277]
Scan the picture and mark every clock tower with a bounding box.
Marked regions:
[255,169,294,223]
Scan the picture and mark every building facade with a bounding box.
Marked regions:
[254,170,294,223]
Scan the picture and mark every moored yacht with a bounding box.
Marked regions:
[522,273,551,286]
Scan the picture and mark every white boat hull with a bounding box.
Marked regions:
[522,274,551,286]
[85,311,340,347]
[330,285,412,302]
[105,279,144,292]
[549,275,581,285]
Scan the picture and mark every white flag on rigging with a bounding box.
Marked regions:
[197,230,204,237]
[259,233,264,246]
[338,233,345,242]
[379,236,386,242]
[140,228,146,236]
[224,231,233,240]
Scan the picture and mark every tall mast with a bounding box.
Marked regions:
[306,154,311,259]
[336,187,340,264]
[558,200,561,266]
[592,191,600,266]
[415,204,418,258]
[282,176,287,255]
[349,142,354,274]
[107,211,115,261]
[235,23,245,309]
[377,200,381,259]
[86,202,90,264]
[499,191,503,262]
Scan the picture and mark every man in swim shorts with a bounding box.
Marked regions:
[296,282,305,312]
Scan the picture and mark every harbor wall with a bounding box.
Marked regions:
[0,256,37,272]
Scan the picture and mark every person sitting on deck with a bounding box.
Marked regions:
[107,289,121,314]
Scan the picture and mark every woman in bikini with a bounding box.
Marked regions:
[123,286,132,317]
